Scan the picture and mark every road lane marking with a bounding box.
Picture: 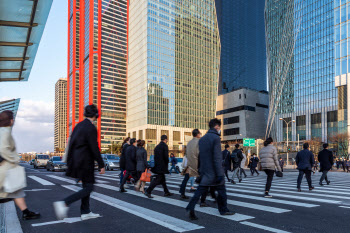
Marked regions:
[32,217,85,227]
[240,221,291,233]
[1,201,23,233]
[28,176,55,185]
[24,189,51,192]
[339,206,350,209]
[46,175,109,184]
[95,184,254,221]
[62,185,204,232]
[164,182,291,214]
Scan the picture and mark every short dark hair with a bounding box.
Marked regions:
[303,143,309,149]
[192,129,200,137]
[84,104,99,118]
[208,118,221,129]
[264,137,273,147]
[323,143,329,149]
[235,144,240,149]
[161,135,168,141]
[0,110,14,127]
[130,138,137,145]
[225,144,230,149]
[240,148,244,151]
[137,140,145,147]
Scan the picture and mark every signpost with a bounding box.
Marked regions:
[243,138,255,147]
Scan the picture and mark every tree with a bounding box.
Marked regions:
[101,142,122,155]
[304,138,322,154]
[328,132,349,158]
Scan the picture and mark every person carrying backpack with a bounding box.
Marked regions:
[231,144,243,184]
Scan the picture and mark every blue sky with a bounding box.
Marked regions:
[1,0,67,152]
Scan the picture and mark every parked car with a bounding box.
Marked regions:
[168,157,183,173]
[101,154,120,171]
[33,154,49,169]
[46,156,67,172]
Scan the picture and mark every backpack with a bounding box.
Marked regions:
[231,151,239,164]
[222,150,229,167]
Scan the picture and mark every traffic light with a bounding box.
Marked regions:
[287,146,291,151]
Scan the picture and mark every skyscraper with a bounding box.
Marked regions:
[55,78,67,154]
[215,0,266,94]
[0,99,20,119]
[68,0,128,150]
[265,0,338,143]
[127,0,220,152]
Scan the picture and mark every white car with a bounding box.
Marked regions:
[168,157,184,173]
[33,154,49,169]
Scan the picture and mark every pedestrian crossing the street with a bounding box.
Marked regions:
[18,171,350,233]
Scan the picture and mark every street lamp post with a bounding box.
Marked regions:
[279,118,295,166]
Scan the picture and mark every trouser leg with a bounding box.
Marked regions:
[186,186,208,211]
[264,169,274,192]
[215,185,229,214]
[160,174,170,194]
[146,174,162,194]
[320,170,328,183]
[297,170,305,189]
[250,168,254,175]
[120,171,131,189]
[305,170,312,188]
[64,182,94,215]
[224,170,230,181]
[119,169,124,184]
[180,173,190,195]
[189,177,195,187]
[240,168,247,177]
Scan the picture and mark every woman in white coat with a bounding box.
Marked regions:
[0,110,40,220]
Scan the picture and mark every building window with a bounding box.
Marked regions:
[173,131,180,141]
[139,130,143,140]
[216,105,256,115]
[296,115,306,140]
[161,130,169,138]
[244,94,246,99]
[133,131,136,139]
[223,116,239,125]
[311,113,322,139]
[239,94,241,99]
[128,132,130,138]
[256,103,268,109]
[327,111,338,139]
[223,128,240,136]
[146,129,156,140]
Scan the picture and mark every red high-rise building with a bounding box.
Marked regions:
[68,0,128,150]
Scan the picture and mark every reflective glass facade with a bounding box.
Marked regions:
[215,0,267,94]
[68,0,127,150]
[0,99,20,119]
[128,0,220,148]
[266,0,343,142]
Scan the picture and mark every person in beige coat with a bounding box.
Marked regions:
[259,137,282,198]
[179,129,201,199]
[0,110,40,220]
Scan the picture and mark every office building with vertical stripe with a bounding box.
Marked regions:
[0,99,20,119]
[55,78,67,155]
[68,0,128,150]
[127,0,220,154]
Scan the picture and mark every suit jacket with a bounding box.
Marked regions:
[65,119,104,183]
[198,128,224,186]
[318,149,333,171]
[125,145,137,171]
[119,143,129,170]
[152,141,169,174]
[296,149,315,170]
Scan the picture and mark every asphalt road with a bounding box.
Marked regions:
[1,163,350,233]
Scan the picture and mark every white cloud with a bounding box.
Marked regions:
[11,100,55,153]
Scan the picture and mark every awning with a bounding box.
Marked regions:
[0,98,20,119]
[0,0,53,82]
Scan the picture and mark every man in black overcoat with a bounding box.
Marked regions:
[54,105,105,220]
[318,143,333,185]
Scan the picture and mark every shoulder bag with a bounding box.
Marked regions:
[4,165,27,193]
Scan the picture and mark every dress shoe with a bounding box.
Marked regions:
[220,211,235,216]
[189,210,198,220]
[297,189,301,192]
[119,188,127,193]
[144,192,153,198]
[164,192,173,197]
[180,194,189,199]
[239,179,242,183]
[230,180,236,184]
[22,210,41,220]
[309,187,314,191]
[319,182,324,186]
[200,202,209,207]
[326,181,330,185]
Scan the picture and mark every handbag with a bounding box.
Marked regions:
[258,162,262,171]
[3,166,27,193]
[275,170,283,177]
[140,168,152,182]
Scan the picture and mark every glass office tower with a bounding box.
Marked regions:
[68,0,127,150]
[215,0,267,94]
[266,0,339,143]
[0,99,20,119]
[127,0,220,153]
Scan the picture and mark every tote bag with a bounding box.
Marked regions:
[140,169,152,182]
[4,166,27,193]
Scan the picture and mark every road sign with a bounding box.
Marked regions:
[243,138,255,147]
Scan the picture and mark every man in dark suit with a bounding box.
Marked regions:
[296,143,315,192]
[186,118,235,220]
[120,138,138,192]
[318,143,333,186]
[53,105,105,221]
[144,135,172,198]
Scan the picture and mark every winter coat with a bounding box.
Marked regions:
[222,149,231,171]
[152,141,169,174]
[136,147,148,172]
[259,144,281,171]
[231,149,243,169]
[170,157,178,166]
[0,127,22,198]
[241,153,247,168]
[66,119,104,183]
[318,149,333,171]
[125,145,137,171]
[279,159,285,167]
[198,128,224,186]
[295,149,315,171]
[119,143,129,170]
[184,137,200,177]
[250,157,259,168]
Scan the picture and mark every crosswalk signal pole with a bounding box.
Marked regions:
[280,118,295,166]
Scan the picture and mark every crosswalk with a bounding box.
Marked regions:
[23,171,350,233]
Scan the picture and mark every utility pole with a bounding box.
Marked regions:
[280,118,295,165]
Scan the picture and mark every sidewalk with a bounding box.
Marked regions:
[0,201,23,233]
